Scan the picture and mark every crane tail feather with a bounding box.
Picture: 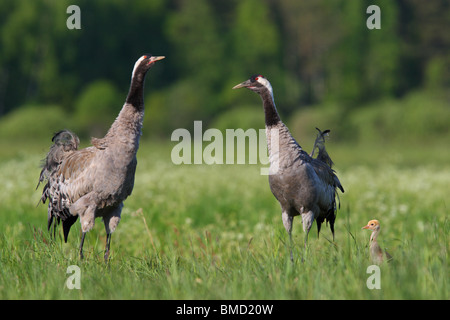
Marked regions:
[62,215,78,243]
[310,128,334,168]
[39,130,80,240]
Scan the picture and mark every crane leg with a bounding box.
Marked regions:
[304,230,310,247]
[330,222,335,242]
[79,232,86,260]
[102,204,121,263]
[52,221,57,239]
[288,232,294,262]
[104,233,111,263]
[282,211,294,262]
[302,211,314,247]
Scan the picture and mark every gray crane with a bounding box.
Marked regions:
[233,75,344,260]
[37,54,165,262]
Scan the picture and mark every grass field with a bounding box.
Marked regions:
[0,139,448,300]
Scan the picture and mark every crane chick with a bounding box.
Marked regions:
[37,54,165,262]
[362,219,392,264]
[233,75,344,260]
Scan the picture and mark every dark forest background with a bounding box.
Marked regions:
[0,0,448,145]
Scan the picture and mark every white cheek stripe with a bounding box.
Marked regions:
[131,56,147,79]
[257,77,275,101]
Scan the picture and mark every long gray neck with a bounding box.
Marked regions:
[261,89,304,169]
[125,71,146,111]
[104,104,144,154]
[260,89,281,128]
[103,72,147,152]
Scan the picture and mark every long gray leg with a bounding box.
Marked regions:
[102,204,122,263]
[104,233,111,263]
[282,211,294,262]
[302,210,315,247]
[79,232,86,260]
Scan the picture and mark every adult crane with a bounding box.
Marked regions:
[233,75,344,260]
[37,54,165,262]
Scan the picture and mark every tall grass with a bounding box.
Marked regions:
[0,141,448,299]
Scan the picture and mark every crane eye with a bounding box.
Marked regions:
[255,76,259,81]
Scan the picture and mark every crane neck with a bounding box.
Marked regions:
[99,71,147,150]
[260,88,281,128]
[261,87,305,169]
[370,229,380,242]
[125,71,147,111]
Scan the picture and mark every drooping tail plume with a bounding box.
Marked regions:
[37,130,80,191]
[310,127,334,168]
[36,130,80,239]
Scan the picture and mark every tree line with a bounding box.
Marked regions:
[0,0,448,136]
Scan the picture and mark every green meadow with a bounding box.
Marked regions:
[0,132,447,299]
[1,0,449,301]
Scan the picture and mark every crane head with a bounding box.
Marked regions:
[362,219,380,231]
[131,54,165,80]
[232,74,273,95]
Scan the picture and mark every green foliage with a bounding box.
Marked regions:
[74,80,121,137]
[165,0,225,84]
[0,104,71,141]
[1,0,449,132]
[231,0,281,74]
[365,0,402,98]
[210,105,264,132]
[347,89,450,144]
[0,0,76,111]
[288,104,344,148]
[425,56,450,89]
[142,80,217,138]
[288,89,450,146]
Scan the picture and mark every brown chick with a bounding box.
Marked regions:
[362,219,392,264]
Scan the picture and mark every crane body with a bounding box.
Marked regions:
[233,75,344,259]
[37,55,165,261]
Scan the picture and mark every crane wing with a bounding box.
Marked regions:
[310,159,343,191]
[57,147,97,204]
[41,146,97,241]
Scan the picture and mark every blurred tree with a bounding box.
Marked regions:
[425,55,450,89]
[226,0,286,114]
[0,0,169,116]
[166,0,225,85]
[163,0,226,128]
[408,0,450,61]
[0,0,73,113]
[325,0,368,105]
[404,0,450,89]
[74,80,121,137]
[278,0,343,105]
[73,0,169,93]
[231,0,280,75]
[365,0,402,99]
[0,104,71,141]
[0,0,448,139]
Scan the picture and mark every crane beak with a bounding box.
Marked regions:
[150,56,165,62]
[232,79,252,90]
[362,225,370,230]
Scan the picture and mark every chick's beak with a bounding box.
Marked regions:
[362,225,370,230]
[232,79,252,90]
